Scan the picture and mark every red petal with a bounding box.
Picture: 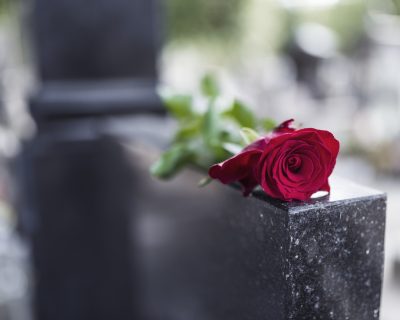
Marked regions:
[239,175,259,197]
[274,119,296,134]
[320,181,330,192]
[209,149,262,185]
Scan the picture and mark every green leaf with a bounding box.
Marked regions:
[240,127,261,145]
[198,176,213,187]
[222,142,242,155]
[174,119,202,142]
[260,118,277,132]
[224,100,256,129]
[212,145,232,163]
[201,73,220,98]
[202,101,220,147]
[150,144,195,179]
[162,94,194,120]
[153,74,278,183]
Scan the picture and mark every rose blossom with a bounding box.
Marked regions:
[208,120,339,201]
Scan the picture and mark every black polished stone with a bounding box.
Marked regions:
[252,180,386,320]
[126,140,386,320]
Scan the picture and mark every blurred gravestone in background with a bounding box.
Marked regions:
[29,0,163,122]
[20,1,163,320]
[32,0,159,80]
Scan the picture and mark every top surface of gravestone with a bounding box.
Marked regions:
[252,176,386,213]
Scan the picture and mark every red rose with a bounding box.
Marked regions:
[208,120,339,201]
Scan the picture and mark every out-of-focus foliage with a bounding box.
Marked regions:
[165,0,243,43]
[290,1,366,51]
[369,0,400,15]
[164,0,371,56]
[395,0,400,14]
[0,0,13,20]
[239,1,289,54]
[162,0,400,175]
[0,0,8,14]
[151,74,276,180]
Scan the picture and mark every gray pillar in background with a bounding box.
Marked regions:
[28,0,163,122]
[19,1,163,320]
[24,136,140,320]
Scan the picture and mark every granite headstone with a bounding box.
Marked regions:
[128,141,387,320]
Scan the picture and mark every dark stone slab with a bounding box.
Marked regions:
[255,180,386,320]
[125,140,386,320]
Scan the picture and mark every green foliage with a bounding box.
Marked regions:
[260,118,277,132]
[368,0,400,15]
[394,0,400,14]
[152,74,277,180]
[224,100,257,128]
[165,0,243,43]
[287,1,366,51]
[162,94,195,120]
[0,0,10,16]
[202,101,220,146]
[150,144,196,179]
[174,119,202,142]
[201,74,220,98]
[240,128,260,145]
[198,176,213,187]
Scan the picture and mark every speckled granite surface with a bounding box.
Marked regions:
[132,152,386,320]
[285,193,385,319]
[250,177,386,319]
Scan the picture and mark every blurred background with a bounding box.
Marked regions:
[0,0,399,319]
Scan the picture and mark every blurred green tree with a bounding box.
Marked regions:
[395,0,400,14]
[165,0,243,43]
